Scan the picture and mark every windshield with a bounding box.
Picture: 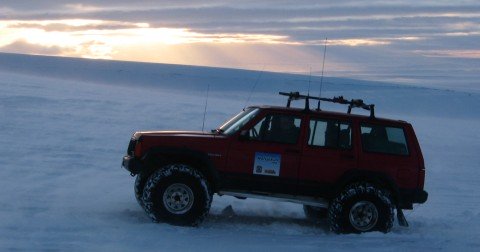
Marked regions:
[218,108,260,135]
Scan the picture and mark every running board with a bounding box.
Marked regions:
[218,190,329,208]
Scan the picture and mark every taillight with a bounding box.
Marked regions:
[417,155,426,189]
[418,168,425,189]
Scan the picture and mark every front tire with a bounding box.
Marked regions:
[328,182,394,233]
[143,164,212,226]
[134,172,150,209]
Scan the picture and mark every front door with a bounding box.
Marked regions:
[225,112,304,194]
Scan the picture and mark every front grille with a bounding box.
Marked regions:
[127,138,136,155]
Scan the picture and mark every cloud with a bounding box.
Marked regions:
[0,39,114,60]
[414,49,480,59]
[308,39,390,47]
[0,0,479,88]
[6,20,149,32]
[0,39,70,55]
[3,2,479,45]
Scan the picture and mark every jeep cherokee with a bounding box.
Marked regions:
[122,92,428,233]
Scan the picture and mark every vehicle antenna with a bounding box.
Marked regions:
[244,66,264,110]
[317,37,328,110]
[202,84,210,132]
[307,66,312,95]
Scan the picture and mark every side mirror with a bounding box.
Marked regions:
[239,130,250,141]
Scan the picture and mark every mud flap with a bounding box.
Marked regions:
[396,207,409,227]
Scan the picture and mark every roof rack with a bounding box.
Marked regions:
[279,91,375,118]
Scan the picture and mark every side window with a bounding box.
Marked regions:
[249,114,301,144]
[308,119,351,149]
[360,124,409,155]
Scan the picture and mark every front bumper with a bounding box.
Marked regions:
[122,155,143,175]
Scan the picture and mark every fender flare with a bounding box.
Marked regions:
[141,147,220,191]
[332,169,400,204]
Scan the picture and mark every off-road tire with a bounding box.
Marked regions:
[303,205,328,222]
[328,182,394,233]
[134,172,151,209]
[143,164,212,226]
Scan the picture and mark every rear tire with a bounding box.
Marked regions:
[143,164,212,226]
[303,205,328,222]
[328,182,394,233]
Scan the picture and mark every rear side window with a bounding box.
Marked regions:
[361,124,409,155]
[309,119,352,149]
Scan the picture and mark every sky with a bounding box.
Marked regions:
[0,0,479,89]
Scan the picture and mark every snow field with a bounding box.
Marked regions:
[1,54,480,251]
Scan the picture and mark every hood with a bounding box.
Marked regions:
[133,130,217,140]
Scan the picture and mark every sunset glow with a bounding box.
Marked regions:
[0,19,298,61]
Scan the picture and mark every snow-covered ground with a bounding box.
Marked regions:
[0,53,479,251]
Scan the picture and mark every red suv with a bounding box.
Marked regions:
[122,92,427,233]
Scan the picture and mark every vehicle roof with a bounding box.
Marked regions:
[248,105,409,124]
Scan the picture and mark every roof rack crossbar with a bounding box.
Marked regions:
[279,91,375,118]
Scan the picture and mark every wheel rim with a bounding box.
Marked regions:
[349,201,378,232]
[163,183,194,214]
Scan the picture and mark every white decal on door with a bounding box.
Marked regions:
[253,152,281,176]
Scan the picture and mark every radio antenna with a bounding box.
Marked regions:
[201,84,210,132]
[244,66,264,110]
[317,37,328,110]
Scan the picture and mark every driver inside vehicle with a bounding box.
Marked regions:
[267,115,300,144]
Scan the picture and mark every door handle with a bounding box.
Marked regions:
[286,148,300,153]
[341,153,355,159]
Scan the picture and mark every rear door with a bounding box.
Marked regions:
[298,116,357,196]
[225,111,305,194]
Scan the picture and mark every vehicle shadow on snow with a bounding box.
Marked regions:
[119,205,329,233]
[203,205,330,233]
[117,207,153,224]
